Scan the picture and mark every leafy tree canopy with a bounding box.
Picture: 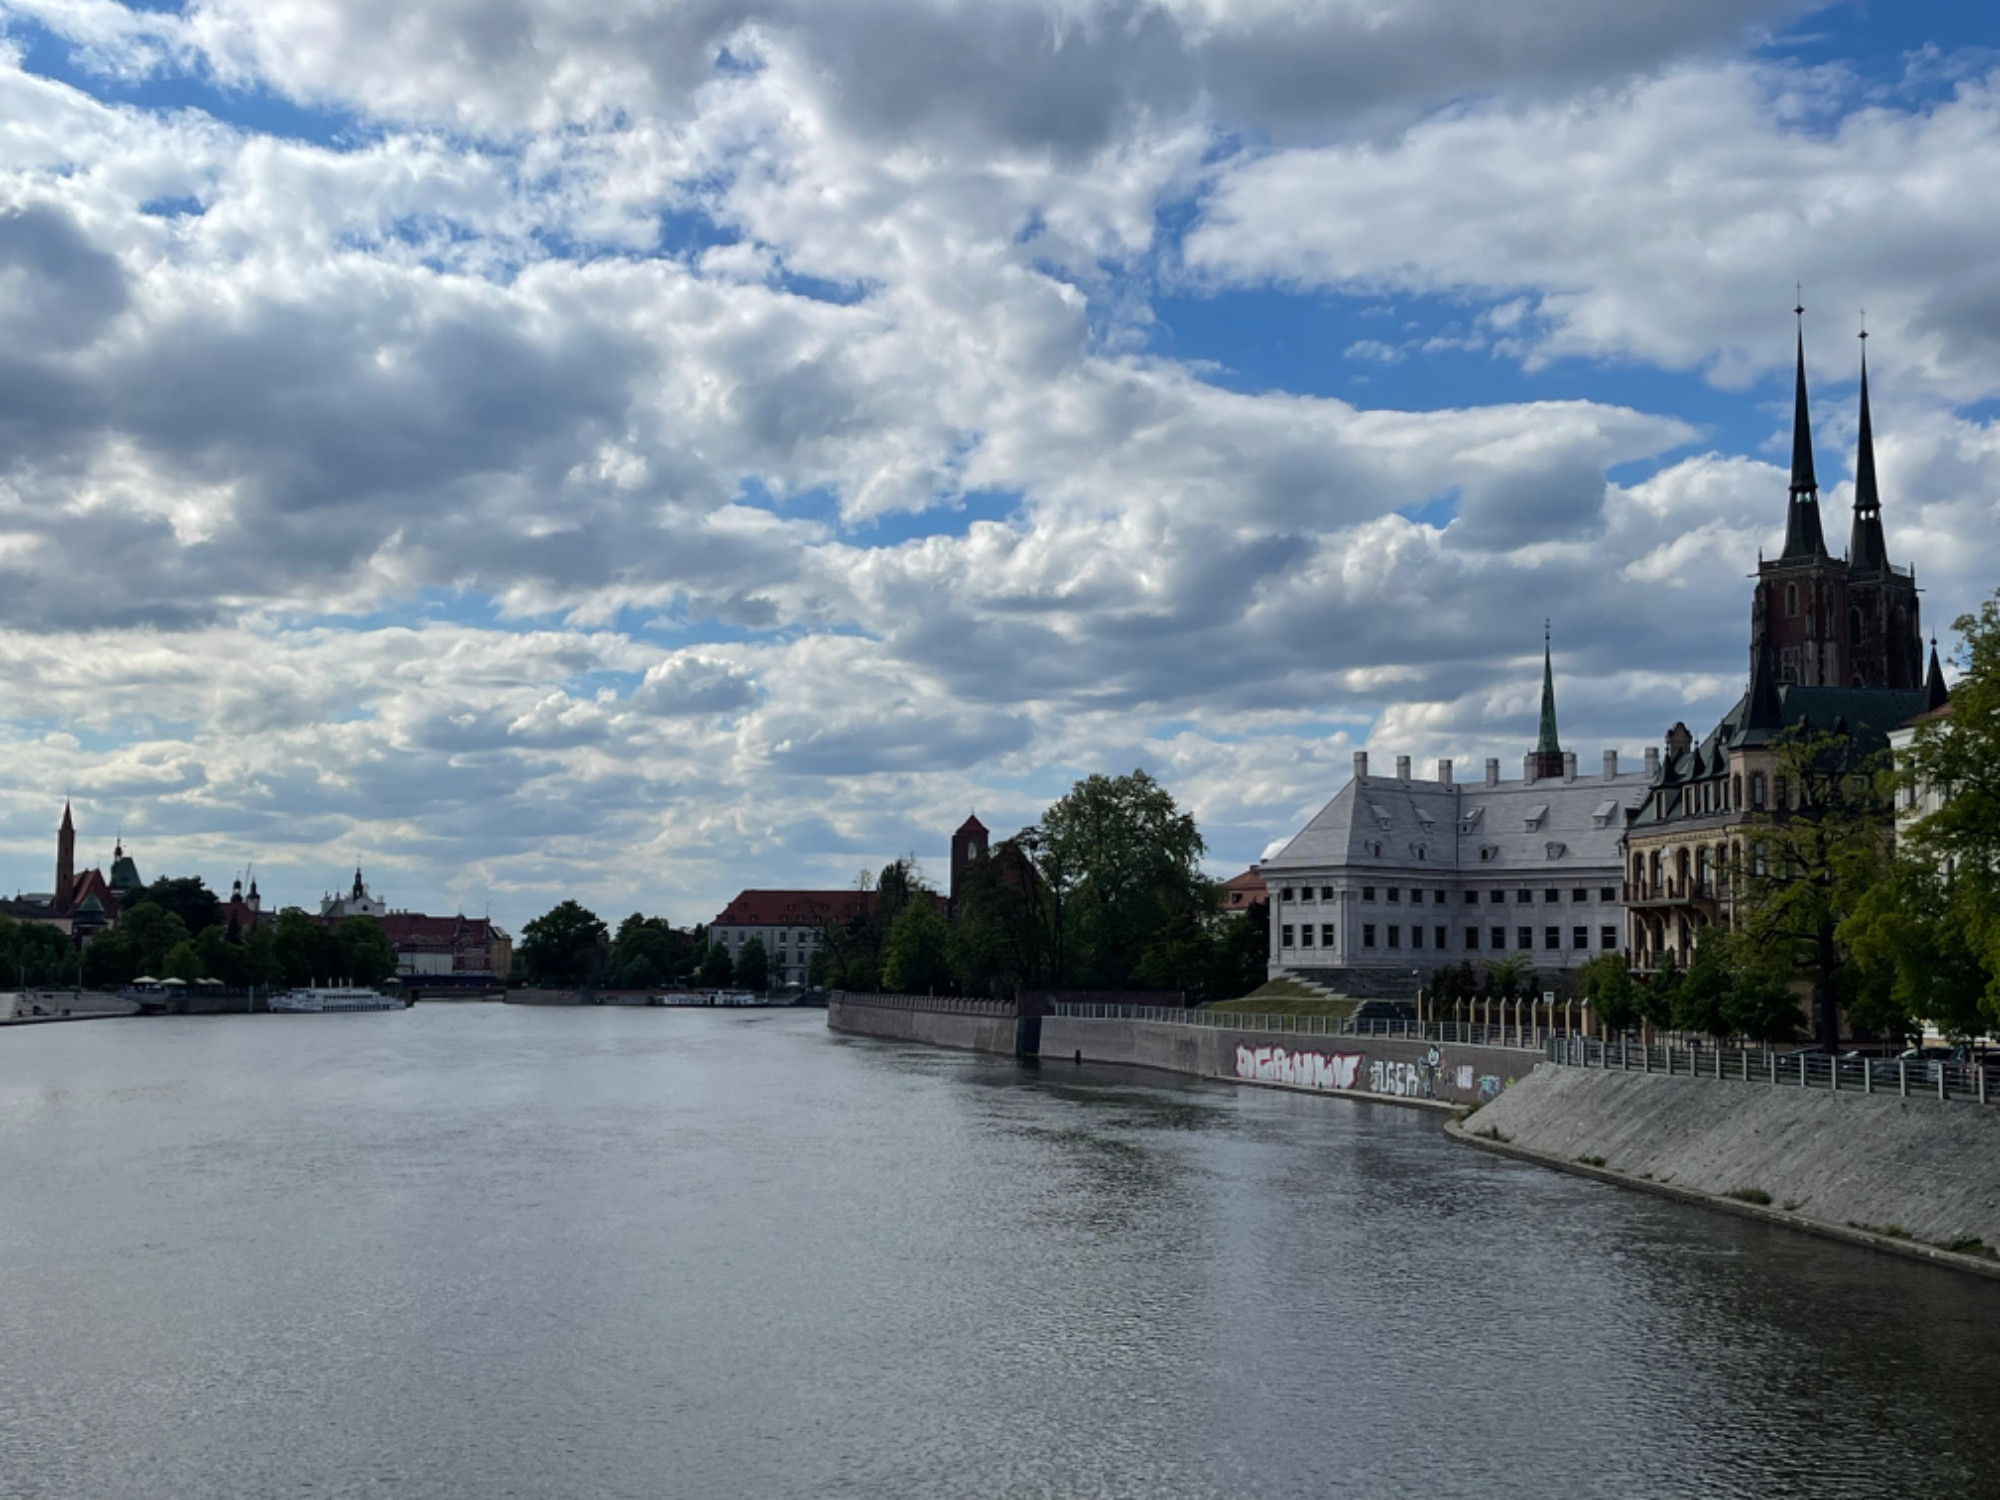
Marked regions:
[122,876,222,939]
[518,901,610,987]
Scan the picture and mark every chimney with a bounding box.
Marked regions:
[1645,746,1661,778]
[1563,752,1577,782]
[1437,759,1453,786]
[1395,755,1411,780]
[1603,749,1619,780]
[1524,754,1537,784]
[1353,751,1369,782]
[1485,758,1500,786]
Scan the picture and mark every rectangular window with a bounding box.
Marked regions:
[1387,888,1401,903]
[1544,926,1561,950]
[1572,888,1588,902]
[1518,926,1534,951]
[1600,887,1616,902]
[1320,886,1334,900]
[1516,889,1532,904]
[1465,890,1479,905]
[1387,925,1401,949]
[1435,891,1447,905]
[1436,926,1448,950]
[1280,887,1294,902]
[1362,886,1376,902]
[1300,926,1314,948]
[1411,926,1424,950]
[1601,926,1618,950]
[1545,888,1561,902]
[1466,927,1481,950]
[1362,924,1376,949]
[1321,924,1335,947]
[1410,889,1424,905]
[1572,926,1588,950]
[1281,925,1295,947]
[1492,927,1507,950]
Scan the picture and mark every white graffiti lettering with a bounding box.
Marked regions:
[1235,1045,1362,1091]
[1367,1060,1426,1098]
[1455,1064,1475,1091]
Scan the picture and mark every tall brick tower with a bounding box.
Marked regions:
[949,815,989,913]
[55,801,75,913]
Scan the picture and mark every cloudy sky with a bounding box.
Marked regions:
[1,0,1995,929]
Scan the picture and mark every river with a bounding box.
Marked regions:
[2,1006,1996,1499]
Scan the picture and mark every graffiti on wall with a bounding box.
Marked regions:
[1235,1045,1363,1091]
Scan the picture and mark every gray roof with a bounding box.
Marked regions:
[1264,770,1652,877]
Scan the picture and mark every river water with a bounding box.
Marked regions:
[2,1006,1996,1499]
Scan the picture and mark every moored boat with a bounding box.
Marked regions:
[270,985,404,1013]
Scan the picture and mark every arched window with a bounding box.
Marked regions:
[1649,850,1662,892]
[1751,771,1766,809]
[1632,854,1644,889]
[1732,773,1742,809]
[1696,846,1710,894]
[1676,848,1691,892]
[1785,582,1799,618]
[1774,775,1788,811]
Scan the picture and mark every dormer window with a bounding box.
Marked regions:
[1459,807,1484,831]
[1370,803,1394,831]
[1591,799,1618,828]
[1524,803,1549,830]
[1544,841,1567,860]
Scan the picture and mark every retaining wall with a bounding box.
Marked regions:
[828,994,1034,1056]
[1461,1066,2000,1257]
[1040,1014,1540,1107]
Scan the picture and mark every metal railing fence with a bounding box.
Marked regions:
[830,991,1020,1018]
[1048,1002,1546,1051]
[1545,1034,1997,1105]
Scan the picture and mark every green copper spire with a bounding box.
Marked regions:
[1532,623,1565,779]
[1537,624,1561,754]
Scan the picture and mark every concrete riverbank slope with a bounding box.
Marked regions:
[1042,1013,1541,1108]
[1460,1066,2000,1266]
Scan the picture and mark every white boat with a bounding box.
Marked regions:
[270,985,404,1014]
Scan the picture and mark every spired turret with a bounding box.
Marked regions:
[1781,314,1828,560]
[1531,626,1565,780]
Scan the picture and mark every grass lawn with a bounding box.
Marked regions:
[1208,984,1357,1019]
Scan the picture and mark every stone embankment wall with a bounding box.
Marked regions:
[828,993,1035,1056]
[1041,1014,1541,1107]
[1460,1066,2000,1264]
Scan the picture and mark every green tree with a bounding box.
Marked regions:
[1734,723,1895,1050]
[0,918,78,987]
[119,903,192,977]
[736,936,771,991]
[946,843,1046,996]
[194,925,243,986]
[1484,952,1536,1001]
[881,901,950,993]
[1032,769,1208,989]
[242,926,284,991]
[162,939,203,983]
[608,913,696,987]
[1717,941,1802,1044]
[273,908,337,986]
[699,942,735,987]
[1671,936,1733,1038]
[518,901,609,987]
[1575,952,1641,1034]
[336,917,397,987]
[122,876,222,938]
[1643,949,1683,1029]
[1872,589,2000,1029]
[82,926,139,989]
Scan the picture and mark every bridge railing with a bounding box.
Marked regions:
[1049,1003,1545,1051]
[1544,1034,1998,1105]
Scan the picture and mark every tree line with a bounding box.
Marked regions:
[507,770,1266,1004]
[813,770,1266,1003]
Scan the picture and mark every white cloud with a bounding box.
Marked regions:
[0,3,1994,929]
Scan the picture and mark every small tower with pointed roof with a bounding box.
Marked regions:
[1531,624,1566,781]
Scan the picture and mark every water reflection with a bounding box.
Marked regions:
[1,1008,1996,1500]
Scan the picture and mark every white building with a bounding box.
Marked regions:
[320,867,388,920]
[1259,646,1654,995]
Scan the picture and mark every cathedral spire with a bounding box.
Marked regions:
[1849,325,1888,572]
[1532,623,1565,778]
[1781,304,1828,559]
[1924,638,1950,713]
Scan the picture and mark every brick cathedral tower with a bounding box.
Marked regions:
[1750,310,1922,689]
[55,801,75,913]
[949,814,989,913]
